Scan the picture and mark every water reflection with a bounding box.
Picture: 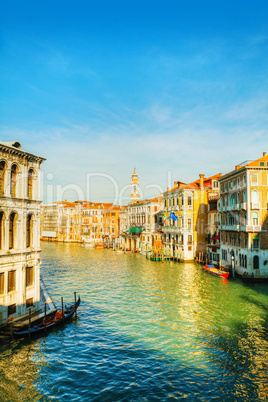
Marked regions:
[0,242,268,401]
[0,340,50,401]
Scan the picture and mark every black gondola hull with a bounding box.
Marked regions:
[13,297,81,339]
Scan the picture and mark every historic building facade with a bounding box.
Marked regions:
[218,153,268,278]
[206,189,221,265]
[103,205,121,245]
[120,196,163,252]
[163,174,222,261]
[0,141,45,326]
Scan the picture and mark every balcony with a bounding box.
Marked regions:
[240,203,247,210]
[241,225,262,232]
[251,203,260,210]
[208,192,220,202]
[218,224,240,231]
[163,226,182,234]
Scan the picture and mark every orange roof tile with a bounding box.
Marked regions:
[219,154,268,180]
[164,173,222,193]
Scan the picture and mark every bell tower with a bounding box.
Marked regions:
[131,168,139,203]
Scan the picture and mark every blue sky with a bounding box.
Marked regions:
[1,1,268,203]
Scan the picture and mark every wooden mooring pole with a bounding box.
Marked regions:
[44,303,47,335]
[74,292,77,317]
[61,297,64,320]
[28,308,31,339]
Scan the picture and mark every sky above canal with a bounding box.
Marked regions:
[1,0,268,203]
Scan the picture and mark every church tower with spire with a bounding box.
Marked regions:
[131,168,139,203]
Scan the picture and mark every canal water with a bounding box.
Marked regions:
[1,242,268,401]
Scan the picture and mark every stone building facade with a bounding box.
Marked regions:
[163,174,222,261]
[0,141,45,326]
[120,196,163,252]
[218,153,268,278]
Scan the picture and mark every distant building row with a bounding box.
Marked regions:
[41,153,268,279]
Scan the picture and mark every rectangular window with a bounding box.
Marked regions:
[8,304,16,316]
[8,270,16,292]
[26,267,34,287]
[253,239,259,249]
[187,218,192,230]
[0,272,4,294]
[259,161,265,167]
[187,196,192,206]
[243,175,246,186]
[237,177,240,187]
[26,298,34,308]
[251,174,258,184]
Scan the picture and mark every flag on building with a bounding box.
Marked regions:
[163,213,167,223]
[170,211,178,221]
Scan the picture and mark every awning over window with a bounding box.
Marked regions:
[127,228,144,233]
[212,234,220,240]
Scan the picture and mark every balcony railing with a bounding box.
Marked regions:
[242,225,261,232]
[208,192,220,201]
[218,224,240,231]
[219,224,262,232]
[251,203,260,210]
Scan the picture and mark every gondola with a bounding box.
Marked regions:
[12,296,81,339]
[204,264,229,279]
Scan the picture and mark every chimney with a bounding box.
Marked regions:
[263,152,266,157]
[167,187,169,192]
[174,181,178,188]
[199,174,204,190]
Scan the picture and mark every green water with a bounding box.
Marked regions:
[1,242,268,401]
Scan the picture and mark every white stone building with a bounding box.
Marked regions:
[218,153,268,278]
[120,196,164,252]
[0,141,45,326]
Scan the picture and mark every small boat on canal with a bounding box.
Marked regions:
[12,296,81,340]
[204,264,229,279]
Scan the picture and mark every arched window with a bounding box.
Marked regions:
[0,161,6,196]
[9,213,17,249]
[0,212,3,250]
[10,165,18,197]
[252,212,258,225]
[251,190,259,204]
[27,169,34,199]
[253,255,259,269]
[26,214,33,248]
